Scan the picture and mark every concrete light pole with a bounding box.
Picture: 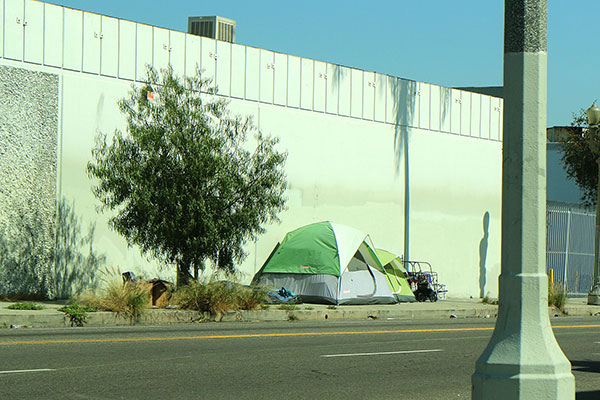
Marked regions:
[585,104,600,305]
[472,0,575,398]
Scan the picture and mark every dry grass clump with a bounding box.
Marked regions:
[173,280,234,314]
[548,283,567,312]
[173,280,266,314]
[100,280,149,319]
[480,293,498,305]
[76,293,104,310]
[235,286,268,310]
[74,267,149,320]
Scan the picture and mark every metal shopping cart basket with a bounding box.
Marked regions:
[403,261,447,302]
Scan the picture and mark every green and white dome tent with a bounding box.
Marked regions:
[374,248,416,303]
[252,221,397,305]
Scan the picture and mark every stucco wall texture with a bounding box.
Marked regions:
[0,65,58,235]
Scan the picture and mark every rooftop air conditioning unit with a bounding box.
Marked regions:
[188,16,236,43]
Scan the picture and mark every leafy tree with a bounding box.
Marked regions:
[560,107,598,207]
[87,67,287,285]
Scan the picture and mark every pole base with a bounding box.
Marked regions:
[472,273,575,399]
[587,285,600,305]
[473,371,574,400]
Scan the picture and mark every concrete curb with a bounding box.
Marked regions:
[562,305,600,317]
[1,300,598,329]
[0,305,500,328]
[225,306,499,323]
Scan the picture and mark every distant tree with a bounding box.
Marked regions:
[87,67,287,285]
[560,107,598,207]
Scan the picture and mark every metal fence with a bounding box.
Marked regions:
[547,201,595,296]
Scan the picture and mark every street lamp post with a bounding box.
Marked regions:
[472,1,575,397]
[586,104,600,305]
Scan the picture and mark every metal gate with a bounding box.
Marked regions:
[546,201,595,296]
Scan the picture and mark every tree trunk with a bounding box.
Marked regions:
[176,263,192,287]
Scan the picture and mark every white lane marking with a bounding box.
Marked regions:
[0,369,55,374]
[321,349,443,358]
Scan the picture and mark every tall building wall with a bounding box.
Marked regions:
[0,0,503,297]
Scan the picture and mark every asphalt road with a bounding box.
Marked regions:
[0,318,598,400]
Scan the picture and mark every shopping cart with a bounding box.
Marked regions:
[403,261,447,302]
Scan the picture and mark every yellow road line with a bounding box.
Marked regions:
[1,324,598,346]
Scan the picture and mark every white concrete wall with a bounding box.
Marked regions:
[0,0,503,297]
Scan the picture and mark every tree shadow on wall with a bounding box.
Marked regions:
[0,198,105,299]
[51,198,105,299]
[389,79,452,261]
[330,64,348,93]
[329,65,452,259]
[0,204,53,299]
[329,65,452,178]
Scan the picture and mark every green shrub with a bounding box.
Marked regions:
[548,284,567,312]
[327,305,337,310]
[7,302,45,310]
[58,303,95,327]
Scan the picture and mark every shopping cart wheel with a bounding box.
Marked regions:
[429,292,438,302]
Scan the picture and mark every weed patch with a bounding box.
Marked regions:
[58,302,96,327]
[548,284,567,312]
[7,302,45,310]
[278,304,299,311]
[481,293,498,305]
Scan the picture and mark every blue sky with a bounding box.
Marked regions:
[44,0,599,127]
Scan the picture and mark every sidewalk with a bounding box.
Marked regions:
[0,297,598,329]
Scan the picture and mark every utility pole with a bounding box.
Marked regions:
[585,104,600,305]
[472,1,575,398]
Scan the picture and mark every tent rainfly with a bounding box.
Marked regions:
[375,248,416,302]
[252,221,397,305]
